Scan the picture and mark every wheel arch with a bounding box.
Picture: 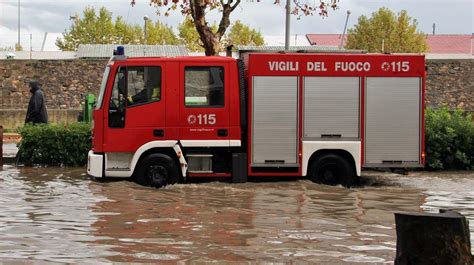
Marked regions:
[307,149,357,176]
[302,141,361,177]
[135,148,179,171]
[130,141,183,177]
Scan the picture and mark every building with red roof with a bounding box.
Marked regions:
[425,35,473,55]
[305,34,473,58]
[305,34,345,47]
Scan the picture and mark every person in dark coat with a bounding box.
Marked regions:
[25,80,48,124]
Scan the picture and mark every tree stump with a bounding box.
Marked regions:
[395,210,473,265]
[0,125,3,167]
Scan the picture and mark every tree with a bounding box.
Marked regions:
[178,18,264,52]
[114,17,142,44]
[178,17,214,52]
[15,44,23,51]
[179,16,264,52]
[0,47,14,51]
[224,20,264,47]
[345,8,428,53]
[146,20,180,45]
[178,17,202,52]
[56,7,115,51]
[56,6,180,50]
[134,0,341,56]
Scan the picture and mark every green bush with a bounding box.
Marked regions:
[425,107,474,170]
[18,123,91,166]
[2,128,18,133]
[14,109,473,170]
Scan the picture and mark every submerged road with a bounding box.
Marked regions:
[0,166,473,263]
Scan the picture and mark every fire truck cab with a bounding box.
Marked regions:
[88,47,425,188]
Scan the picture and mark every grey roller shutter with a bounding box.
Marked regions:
[252,76,298,166]
[365,77,421,165]
[304,77,360,139]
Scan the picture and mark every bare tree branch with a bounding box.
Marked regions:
[230,0,241,12]
[134,0,340,55]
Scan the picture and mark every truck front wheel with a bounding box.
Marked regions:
[308,154,356,187]
[134,153,179,189]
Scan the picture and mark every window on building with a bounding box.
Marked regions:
[185,66,224,107]
[127,66,162,107]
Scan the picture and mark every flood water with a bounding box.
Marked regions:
[0,165,473,264]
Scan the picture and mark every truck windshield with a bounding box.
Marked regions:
[95,66,111,109]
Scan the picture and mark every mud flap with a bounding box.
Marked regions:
[232,153,247,183]
[173,144,188,179]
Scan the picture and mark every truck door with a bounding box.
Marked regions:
[104,63,166,152]
[179,64,230,145]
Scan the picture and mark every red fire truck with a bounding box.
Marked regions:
[87,47,425,187]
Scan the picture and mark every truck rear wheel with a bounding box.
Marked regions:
[308,154,356,187]
[135,153,179,189]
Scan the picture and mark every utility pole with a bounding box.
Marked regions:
[285,0,291,50]
[17,0,21,49]
[432,23,436,35]
[143,15,149,56]
[41,32,48,51]
[144,15,149,44]
[29,33,32,59]
[339,10,351,49]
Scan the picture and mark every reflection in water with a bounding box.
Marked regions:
[90,182,256,263]
[0,165,473,263]
[0,166,114,263]
[387,171,474,253]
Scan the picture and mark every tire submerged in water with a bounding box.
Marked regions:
[134,153,179,189]
[308,154,356,187]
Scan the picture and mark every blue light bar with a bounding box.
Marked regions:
[117,46,125,56]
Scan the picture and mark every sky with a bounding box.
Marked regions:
[0,0,473,50]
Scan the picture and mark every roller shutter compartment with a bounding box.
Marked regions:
[252,76,298,166]
[365,77,421,166]
[304,77,360,140]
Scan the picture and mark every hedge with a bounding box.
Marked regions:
[15,108,473,170]
[425,107,474,170]
[18,123,91,166]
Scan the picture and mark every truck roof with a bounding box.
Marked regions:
[247,52,425,58]
[112,56,237,63]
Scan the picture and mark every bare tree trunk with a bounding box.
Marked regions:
[0,125,3,167]
[190,0,240,56]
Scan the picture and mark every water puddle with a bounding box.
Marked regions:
[0,165,473,263]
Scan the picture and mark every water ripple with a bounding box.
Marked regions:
[0,165,473,262]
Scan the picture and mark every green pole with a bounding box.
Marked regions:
[84,94,96,124]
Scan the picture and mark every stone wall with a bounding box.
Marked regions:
[0,58,473,129]
[0,59,108,109]
[426,59,473,110]
[0,109,81,129]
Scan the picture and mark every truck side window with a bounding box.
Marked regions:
[127,66,162,107]
[185,66,224,107]
[108,67,127,128]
